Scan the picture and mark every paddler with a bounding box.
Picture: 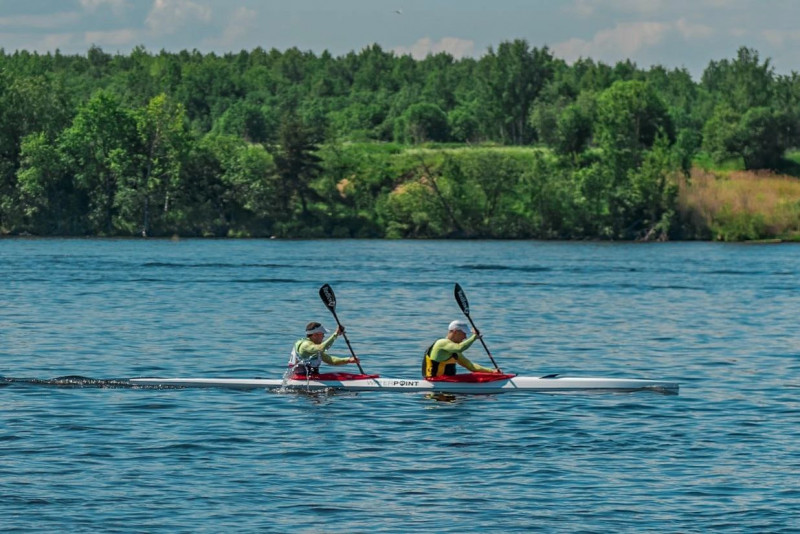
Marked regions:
[288,322,360,377]
[422,319,501,378]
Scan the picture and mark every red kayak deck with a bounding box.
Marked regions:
[426,372,517,383]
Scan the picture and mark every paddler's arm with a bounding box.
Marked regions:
[314,326,357,365]
[433,334,478,358]
[321,352,355,365]
[297,332,339,357]
[436,335,499,373]
[454,353,495,373]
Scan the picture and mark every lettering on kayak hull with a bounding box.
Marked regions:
[388,379,420,387]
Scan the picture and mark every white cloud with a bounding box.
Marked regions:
[393,37,475,59]
[675,18,714,40]
[570,0,596,17]
[0,12,80,30]
[80,0,126,12]
[569,0,667,17]
[699,0,742,6]
[40,33,80,51]
[570,0,749,16]
[84,29,138,47]
[0,31,80,53]
[146,0,212,36]
[762,28,800,47]
[552,21,670,63]
[553,18,718,64]
[208,7,257,48]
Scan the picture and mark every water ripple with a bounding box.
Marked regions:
[2,239,799,532]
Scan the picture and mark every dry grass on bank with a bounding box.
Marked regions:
[678,168,800,241]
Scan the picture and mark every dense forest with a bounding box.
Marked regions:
[1,42,799,240]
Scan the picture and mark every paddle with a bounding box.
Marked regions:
[319,283,365,374]
[453,283,502,372]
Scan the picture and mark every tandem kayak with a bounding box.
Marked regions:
[130,372,679,395]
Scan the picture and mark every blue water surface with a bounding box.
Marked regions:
[1,238,799,532]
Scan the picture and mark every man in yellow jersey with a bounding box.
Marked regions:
[288,322,359,376]
[422,319,500,378]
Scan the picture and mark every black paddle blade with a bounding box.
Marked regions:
[454,283,469,315]
[319,284,337,311]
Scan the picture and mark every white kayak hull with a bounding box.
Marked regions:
[130,375,679,395]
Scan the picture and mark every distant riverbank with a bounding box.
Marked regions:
[4,151,800,242]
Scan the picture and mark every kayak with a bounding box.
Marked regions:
[130,373,679,395]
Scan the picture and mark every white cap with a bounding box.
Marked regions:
[306,324,329,335]
[448,319,470,335]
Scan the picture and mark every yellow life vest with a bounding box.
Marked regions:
[422,343,459,378]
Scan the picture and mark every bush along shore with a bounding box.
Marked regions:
[1,44,799,241]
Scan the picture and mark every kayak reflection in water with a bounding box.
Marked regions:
[422,320,501,379]
[288,322,360,377]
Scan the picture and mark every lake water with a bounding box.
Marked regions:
[1,239,799,532]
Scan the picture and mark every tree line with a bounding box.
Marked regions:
[0,42,798,239]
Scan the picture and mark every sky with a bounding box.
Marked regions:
[1,0,799,79]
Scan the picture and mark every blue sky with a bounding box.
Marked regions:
[1,0,798,78]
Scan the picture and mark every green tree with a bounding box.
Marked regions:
[115,94,189,236]
[60,91,138,234]
[180,134,277,236]
[595,80,674,153]
[554,101,594,156]
[736,107,798,170]
[439,152,527,236]
[479,41,555,144]
[272,113,322,223]
[397,102,449,144]
[628,134,679,240]
[213,100,274,143]
[448,102,481,143]
[701,103,740,163]
[704,105,798,170]
[17,132,76,234]
[0,73,71,231]
[702,47,774,113]
[420,52,456,110]
[531,92,595,156]
[351,44,396,93]
[590,81,675,237]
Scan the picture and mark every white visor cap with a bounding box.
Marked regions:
[306,324,329,336]
[448,319,470,335]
